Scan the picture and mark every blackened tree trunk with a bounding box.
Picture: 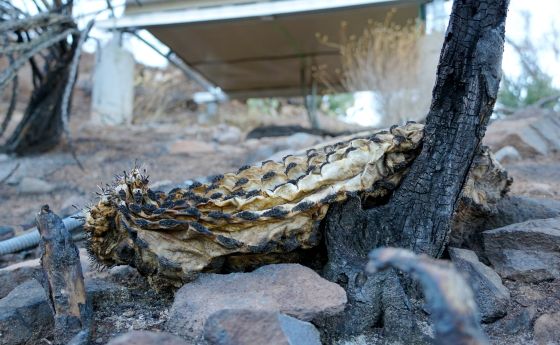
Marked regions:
[0,1,80,155]
[320,0,509,342]
[2,53,74,154]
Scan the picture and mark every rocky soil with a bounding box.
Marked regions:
[1,110,559,345]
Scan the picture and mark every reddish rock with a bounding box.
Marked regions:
[166,264,346,342]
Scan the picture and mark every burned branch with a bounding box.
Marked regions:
[366,248,489,345]
[36,205,92,345]
[0,1,90,155]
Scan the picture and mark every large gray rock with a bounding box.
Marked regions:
[166,264,346,342]
[533,312,560,345]
[449,248,510,322]
[487,196,560,230]
[0,261,40,299]
[0,280,53,345]
[483,217,560,282]
[0,278,127,345]
[484,111,560,157]
[106,331,190,345]
[0,249,92,299]
[451,196,560,257]
[204,309,321,345]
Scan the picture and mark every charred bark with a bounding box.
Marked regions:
[2,53,74,154]
[0,1,83,155]
[321,0,509,342]
[36,205,92,345]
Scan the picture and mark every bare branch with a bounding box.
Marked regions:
[367,248,489,345]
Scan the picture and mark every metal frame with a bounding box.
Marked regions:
[97,0,416,29]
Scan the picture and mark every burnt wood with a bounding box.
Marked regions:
[320,0,510,342]
[36,205,92,345]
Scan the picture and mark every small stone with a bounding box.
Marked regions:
[165,264,346,342]
[108,265,141,283]
[483,217,560,282]
[122,309,135,317]
[449,248,510,322]
[213,125,242,145]
[17,177,56,194]
[204,309,321,345]
[106,331,190,345]
[533,312,560,345]
[494,145,521,163]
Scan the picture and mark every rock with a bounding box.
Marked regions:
[0,277,127,345]
[107,265,141,282]
[503,306,538,335]
[0,280,53,345]
[483,218,560,282]
[451,196,560,257]
[169,140,216,155]
[166,264,346,342]
[534,312,560,345]
[0,261,40,299]
[0,226,14,241]
[106,331,189,345]
[0,248,93,299]
[449,248,510,322]
[213,125,242,145]
[204,309,322,345]
[17,177,55,194]
[85,278,130,308]
[484,111,560,157]
[494,145,521,163]
[488,196,560,230]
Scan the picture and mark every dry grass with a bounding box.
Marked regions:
[316,9,433,126]
[132,66,202,124]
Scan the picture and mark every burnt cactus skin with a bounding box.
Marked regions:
[84,123,509,289]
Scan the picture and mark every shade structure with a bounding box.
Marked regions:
[101,0,428,99]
